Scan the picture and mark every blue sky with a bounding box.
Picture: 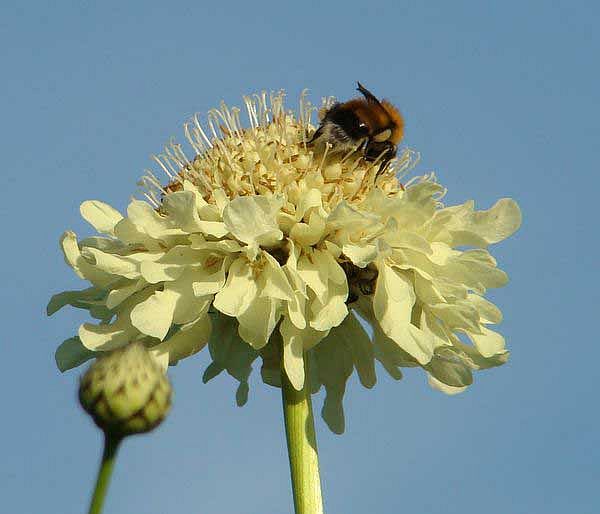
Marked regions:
[1,1,598,513]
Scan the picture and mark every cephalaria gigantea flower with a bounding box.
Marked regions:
[49,90,521,433]
[79,342,172,437]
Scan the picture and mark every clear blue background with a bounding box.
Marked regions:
[2,1,597,513]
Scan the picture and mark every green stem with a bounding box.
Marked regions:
[88,433,122,514]
[281,360,324,514]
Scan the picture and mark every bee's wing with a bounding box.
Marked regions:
[307,125,323,144]
[356,82,383,106]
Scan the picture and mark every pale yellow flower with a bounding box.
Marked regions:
[49,90,521,432]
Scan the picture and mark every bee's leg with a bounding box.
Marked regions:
[364,141,395,162]
[364,141,396,174]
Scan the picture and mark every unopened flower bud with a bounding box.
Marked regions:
[79,343,172,437]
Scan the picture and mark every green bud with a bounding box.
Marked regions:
[79,343,172,437]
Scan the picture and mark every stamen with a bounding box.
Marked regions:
[243,96,259,129]
[232,108,244,138]
[206,113,222,141]
[184,122,204,155]
[141,170,167,193]
[165,139,187,168]
[193,115,213,149]
[151,154,174,179]
[317,142,331,173]
[141,191,160,207]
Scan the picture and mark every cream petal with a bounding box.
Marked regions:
[425,348,473,387]
[468,293,503,324]
[327,201,379,232]
[297,253,328,302]
[323,240,342,258]
[80,201,123,236]
[280,318,306,390]
[373,264,433,364]
[286,291,307,330]
[342,244,378,268]
[289,211,326,247]
[465,198,522,244]
[190,234,237,252]
[130,289,179,340]
[166,271,212,325]
[310,282,348,332]
[420,310,452,349]
[389,248,436,281]
[465,326,506,357]
[106,280,146,309]
[192,268,227,296]
[223,195,283,247]
[406,179,446,205]
[161,191,202,231]
[127,199,185,239]
[78,317,137,351]
[78,236,130,255]
[184,188,221,222]
[211,188,229,215]
[113,218,162,250]
[294,188,323,221]
[319,250,347,285]
[413,274,445,305]
[373,264,411,324]
[150,315,211,366]
[428,242,457,265]
[452,340,510,369]
[385,231,432,255]
[195,220,229,238]
[433,198,522,248]
[260,253,295,301]
[79,247,140,279]
[60,232,115,287]
[213,257,258,317]
[428,375,468,395]
[238,296,281,349]
[443,251,508,292]
[140,261,184,283]
[283,243,308,329]
[162,191,230,237]
[429,302,482,334]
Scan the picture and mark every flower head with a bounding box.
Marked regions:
[79,342,172,437]
[49,90,521,433]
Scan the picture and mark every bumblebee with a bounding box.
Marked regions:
[309,82,404,169]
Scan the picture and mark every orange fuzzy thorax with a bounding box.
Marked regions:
[381,100,404,144]
[341,98,404,144]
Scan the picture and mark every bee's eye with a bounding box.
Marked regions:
[373,129,392,143]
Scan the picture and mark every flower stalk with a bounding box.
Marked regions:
[282,354,324,514]
[88,433,122,514]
